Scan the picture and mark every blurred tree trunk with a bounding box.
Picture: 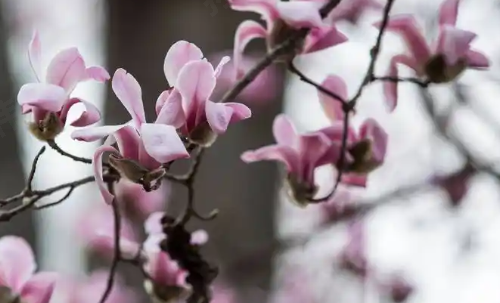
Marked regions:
[0,4,35,244]
[104,0,283,300]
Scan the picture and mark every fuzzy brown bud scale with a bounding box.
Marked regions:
[108,154,166,192]
[28,112,63,142]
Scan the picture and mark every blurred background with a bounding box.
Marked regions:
[0,0,500,302]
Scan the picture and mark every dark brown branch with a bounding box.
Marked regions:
[371,76,430,87]
[26,146,46,193]
[47,139,93,164]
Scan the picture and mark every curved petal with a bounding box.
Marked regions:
[93,145,120,204]
[155,89,170,115]
[225,102,251,122]
[214,56,231,78]
[241,144,300,174]
[59,98,101,127]
[299,132,332,183]
[20,272,57,303]
[85,66,111,82]
[71,124,127,142]
[383,53,418,112]
[205,100,233,134]
[17,83,67,112]
[146,251,186,287]
[439,0,459,26]
[341,173,368,187]
[233,20,267,79]
[375,15,430,65]
[318,75,347,122]
[228,0,279,27]
[144,212,165,235]
[140,123,190,163]
[155,89,186,128]
[436,26,476,65]
[112,68,146,127]
[276,1,323,28]
[164,40,203,86]
[303,25,348,54]
[176,60,216,114]
[28,30,42,81]
[114,125,141,161]
[0,236,36,292]
[272,114,298,147]
[466,49,490,69]
[45,47,86,93]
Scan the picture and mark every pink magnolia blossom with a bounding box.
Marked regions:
[157,41,252,146]
[114,178,170,220]
[72,68,190,204]
[53,271,136,303]
[0,236,57,303]
[17,30,110,141]
[431,163,475,207]
[241,114,333,206]
[318,75,388,187]
[377,0,489,111]
[230,0,347,78]
[77,204,140,260]
[339,220,369,277]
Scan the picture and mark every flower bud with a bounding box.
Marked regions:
[28,112,63,142]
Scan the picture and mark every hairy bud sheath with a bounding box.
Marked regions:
[28,112,63,142]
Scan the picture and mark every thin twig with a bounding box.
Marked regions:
[371,76,430,87]
[98,197,121,303]
[47,139,93,164]
[26,146,46,193]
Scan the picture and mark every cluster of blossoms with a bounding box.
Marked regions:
[3,0,489,302]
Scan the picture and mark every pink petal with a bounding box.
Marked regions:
[341,173,368,187]
[147,252,186,287]
[114,125,141,161]
[0,236,36,292]
[303,25,348,54]
[318,75,347,122]
[20,273,58,303]
[45,48,86,93]
[190,230,209,245]
[86,66,111,82]
[155,89,170,116]
[28,30,42,81]
[176,60,216,113]
[299,132,332,183]
[93,146,120,204]
[164,40,203,86]
[359,118,388,164]
[17,83,67,112]
[466,49,490,69]
[241,144,300,174]
[112,68,146,128]
[383,54,418,112]
[59,97,101,127]
[155,89,186,128]
[436,26,476,66]
[115,179,169,219]
[71,124,127,142]
[233,20,267,79]
[439,0,459,26]
[376,15,431,65]
[225,102,252,122]
[144,212,165,235]
[228,0,279,27]
[272,114,299,147]
[276,1,324,28]
[205,100,233,134]
[214,56,231,78]
[140,123,190,163]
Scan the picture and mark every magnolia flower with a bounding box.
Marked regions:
[53,271,136,303]
[377,0,489,111]
[241,114,333,206]
[77,204,140,259]
[339,220,368,277]
[431,163,475,207]
[158,41,252,146]
[72,68,190,204]
[17,30,109,141]
[318,75,388,187]
[0,236,57,303]
[230,0,347,77]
